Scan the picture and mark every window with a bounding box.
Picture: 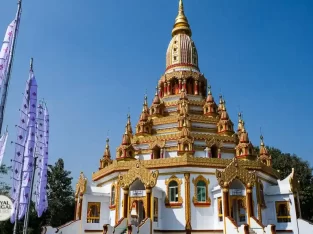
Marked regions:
[169,181,178,202]
[276,201,291,223]
[152,147,161,159]
[165,175,183,208]
[218,197,223,221]
[197,181,206,202]
[111,186,115,206]
[211,145,218,158]
[87,202,101,223]
[153,197,158,222]
[192,175,211,207]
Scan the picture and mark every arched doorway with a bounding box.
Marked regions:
[129,179,146,226]
[229,179,247,225]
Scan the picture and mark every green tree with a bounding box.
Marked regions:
[0,164,10,195]
[255,146,313,221]
[44,158,75,227]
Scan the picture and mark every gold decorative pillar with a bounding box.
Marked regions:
[222,184,229,217]
[184,173,192,233]
[194,80,198,95]
[123,190,128,218]
[164,82,167,97]
[246,184,254,225]
[115,182,120,224]
[146,187,151,218]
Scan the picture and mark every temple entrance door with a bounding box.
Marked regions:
[129,179,147,227]
[230,197,246,225]
[229,179,247,225]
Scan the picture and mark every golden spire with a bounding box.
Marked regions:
[260,134,265,146]
[172,0,192,37]
[126,113,133,134]
[103,138,111,159]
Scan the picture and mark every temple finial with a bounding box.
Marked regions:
[207,84,211,95]
[172,0,192,37]
[30,58,33,71]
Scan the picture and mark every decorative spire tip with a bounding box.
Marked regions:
[30,58,33,71]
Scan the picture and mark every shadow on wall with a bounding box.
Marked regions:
[159,194,185,231]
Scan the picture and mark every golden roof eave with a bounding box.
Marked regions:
[92,154,279,182]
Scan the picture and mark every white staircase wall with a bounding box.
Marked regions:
[298,219,313,234]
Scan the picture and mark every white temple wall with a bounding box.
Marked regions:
[194,150,206,158]
[212,186,223,229]
[221,152,234,159]
[82,194,110,231]
[152,188,163,230]
[263,194,293,230]
[156,174,186,230]
[289,193,299,234]
[190,174,219,230]
[167,151,178,158]
[110,210,116,227]
[136,153,151,160]
[153,123,178,130]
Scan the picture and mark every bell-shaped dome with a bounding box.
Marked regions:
[165,0,199,72]
[166,34,199,72]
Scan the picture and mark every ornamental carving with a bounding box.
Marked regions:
[206,137,223,148]
[118,160,159,189]
[149,140,166,150]
[216,158,256,188]
[75,172,87,197]
[165,175,183,207]
[161,70,205,82]
[192,175,211,206]
[289,168,300,193]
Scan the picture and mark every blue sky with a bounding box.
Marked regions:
[1,0,312,185]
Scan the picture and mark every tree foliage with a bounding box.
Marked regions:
[255,146,313,221]
[0,164,10,195]
[44,158,75,227]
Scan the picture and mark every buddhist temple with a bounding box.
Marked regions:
[43,1,312,233]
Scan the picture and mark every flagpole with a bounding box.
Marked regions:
[12,57,32,234]
[0,0,22,135]
[22,155,37,234]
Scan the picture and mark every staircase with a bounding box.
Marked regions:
[249,228,257,234]
[121,228,127,234]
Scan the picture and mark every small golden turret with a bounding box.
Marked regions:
[136,95,152,135]
[99,138,112,169]
[259,135,272,166]
[126,113,133,135]
[103,138,111,158]
[143,93,149,113]
[122,125,131,145]
[150,86,164,117]
[172,0,192,37]
[235,119,256,160]
[116,124,136,160]
[217,95,224,114]
[237,112,244,135]
[203,85,218,117]
[217,100,234,136]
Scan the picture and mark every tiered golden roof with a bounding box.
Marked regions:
[94,0,278,180]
